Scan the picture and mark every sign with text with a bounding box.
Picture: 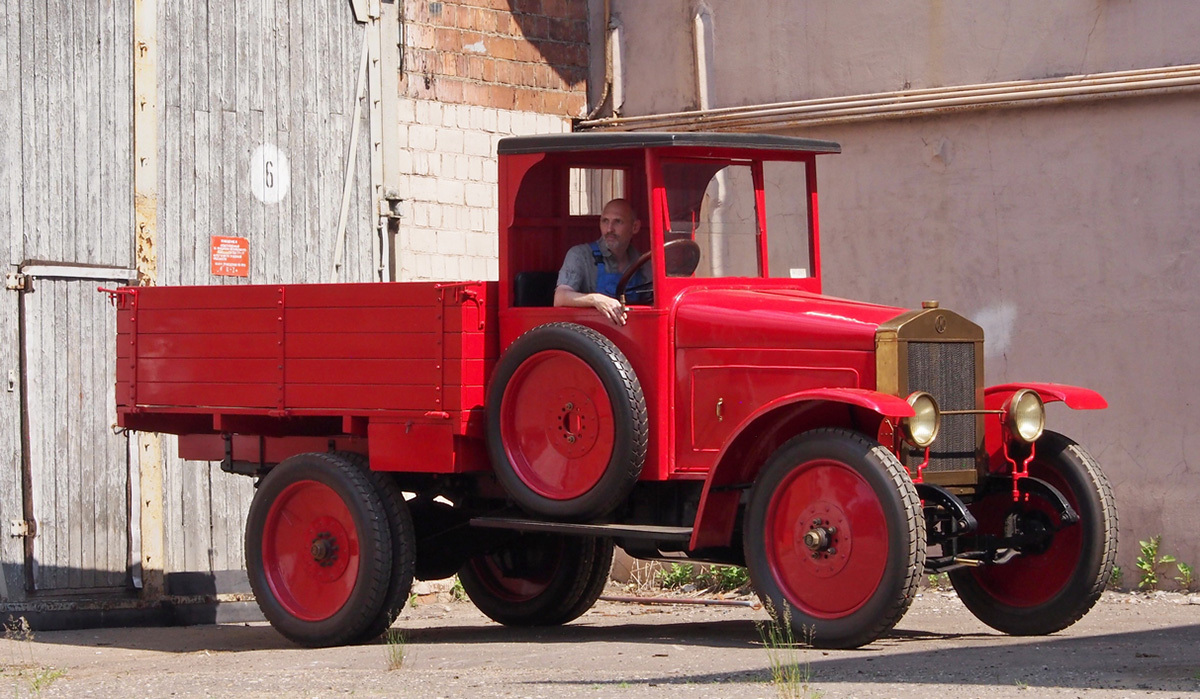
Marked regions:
[211,236,250,277]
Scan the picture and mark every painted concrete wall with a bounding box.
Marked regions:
[602,0,1200,582]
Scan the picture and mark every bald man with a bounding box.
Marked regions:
[553,199,648,326]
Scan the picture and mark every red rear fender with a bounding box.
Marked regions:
[688,389,914,551]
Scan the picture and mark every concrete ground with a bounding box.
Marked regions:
[1,589,1198,698]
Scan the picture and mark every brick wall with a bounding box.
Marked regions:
[395,1,588,282]
[395,100,570,281]
[402,0,589,117]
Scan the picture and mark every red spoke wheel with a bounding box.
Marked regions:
[458,534,614,626]
[950,431,1118,635]
[744,428,925,649]
[245,453,392,647]
[487,323,647,520]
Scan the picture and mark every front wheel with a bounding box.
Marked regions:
[458,534,613,626]
[950,431,1118,635]
[245,453,393,647]
[743,428,925,649]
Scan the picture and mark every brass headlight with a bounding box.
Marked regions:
[1004,389,1045,443]
[901,391,941,448]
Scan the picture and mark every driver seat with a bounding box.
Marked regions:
[512,271,559,307]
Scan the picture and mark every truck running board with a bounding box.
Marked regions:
[469,517,694,542]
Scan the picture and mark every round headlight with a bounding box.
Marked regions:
[902,391,941,448]
[1005,389,1045,443]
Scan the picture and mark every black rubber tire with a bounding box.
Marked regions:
[335,452,417,644]
[743,428,925,649]
[562,537,616,621]
[950,431,1118,635]
[486,322,647,520]
[245,453,392,647]
[458,534,612,626]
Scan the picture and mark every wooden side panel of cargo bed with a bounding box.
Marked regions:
[119,281,497,418]
[118,285,280,408]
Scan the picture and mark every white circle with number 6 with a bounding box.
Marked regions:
[250,144,290,204]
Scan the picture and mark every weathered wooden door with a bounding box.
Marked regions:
[20,268,137,592]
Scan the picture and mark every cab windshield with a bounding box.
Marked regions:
[660,158,812,280]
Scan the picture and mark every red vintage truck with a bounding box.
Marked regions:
[105,132,1117,649]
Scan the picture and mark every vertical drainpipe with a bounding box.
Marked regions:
[379,0,403,280]
[693,4,715,111]
[692,4,727,271]
[609,15,625,117]
[133,0,165,600]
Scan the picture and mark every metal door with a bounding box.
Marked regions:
[20,266,136,591]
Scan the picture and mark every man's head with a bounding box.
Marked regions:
[598,199,640,258]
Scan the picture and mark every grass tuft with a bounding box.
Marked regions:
[384,628,408,671]
[756,604,822,699]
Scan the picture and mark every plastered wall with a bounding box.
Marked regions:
[602,0,1200,580]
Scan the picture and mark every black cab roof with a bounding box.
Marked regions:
[497,131,841,155]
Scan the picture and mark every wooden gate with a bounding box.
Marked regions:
[20,268,137,592]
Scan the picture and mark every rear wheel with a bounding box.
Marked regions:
[744,428,925,649]
[458,534,613,626]
[335,453,417,643]
[950,431,1118,635]
[245,453,392,647]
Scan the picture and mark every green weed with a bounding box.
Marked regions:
[450,576,466,601]
[1176,562,1195,592]
[2,616,66,696]
[756,604,822,699]
[656,563,697,589]
[384,628,408,671]
[926,572,950,590]
[697,565,750,592]
[1108,564,1123,590]
[1136,536,1177,590]
[27,667,64,694]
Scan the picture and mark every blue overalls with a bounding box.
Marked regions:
[590,242,649,303]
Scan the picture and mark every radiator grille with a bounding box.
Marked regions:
[905,342,976,473]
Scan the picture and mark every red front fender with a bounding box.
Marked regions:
[688,388,915,551]
[984,382,1106,472]
[984,382,1107,411]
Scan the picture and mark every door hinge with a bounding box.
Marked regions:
[9,519,36,538]
[5,273,26,291]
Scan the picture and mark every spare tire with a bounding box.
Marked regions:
[486,322,647,520]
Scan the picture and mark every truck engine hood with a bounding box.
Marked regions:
[673,288,905,351]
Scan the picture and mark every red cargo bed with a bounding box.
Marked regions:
[108,281,497,471]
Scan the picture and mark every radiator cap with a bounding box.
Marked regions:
[921,300,940,309]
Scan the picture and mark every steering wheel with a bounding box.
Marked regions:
[615,238,702,303]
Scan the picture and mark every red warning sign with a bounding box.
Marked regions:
[211,236,249,277]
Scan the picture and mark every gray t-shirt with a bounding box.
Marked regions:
[555,239,642,296]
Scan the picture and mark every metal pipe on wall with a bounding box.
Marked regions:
[579,64,1200,132]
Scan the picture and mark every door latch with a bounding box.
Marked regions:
[5,273,26,291]
[9,519,36,538]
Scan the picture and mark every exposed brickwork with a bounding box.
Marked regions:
[402,0,588,117]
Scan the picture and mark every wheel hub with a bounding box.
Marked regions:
[803,525,837,552]
[794,502,852,578]
[547,388,600,458]
[310,531,340,567]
